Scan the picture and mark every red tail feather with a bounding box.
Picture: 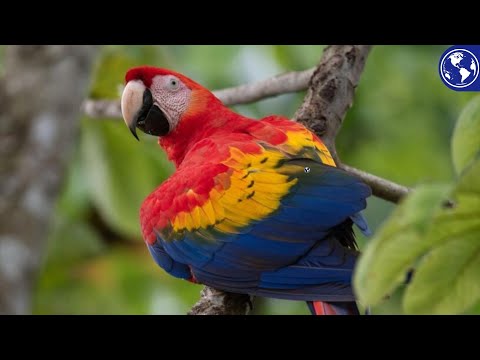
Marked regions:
[309,301,360,315]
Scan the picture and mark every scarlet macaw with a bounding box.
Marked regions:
[121,66,371,315]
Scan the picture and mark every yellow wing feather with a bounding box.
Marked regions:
[170,129,335,235]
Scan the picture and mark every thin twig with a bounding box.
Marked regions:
[81,68,315,118]
[82,99,121,119]
[339,164,410,203]
[214,67,315,106]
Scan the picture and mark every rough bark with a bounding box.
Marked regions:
[190,45,374,315]
[294,45,372,162]
[293,46,410,202]
[0,45,99,314]
[188,287,253,315]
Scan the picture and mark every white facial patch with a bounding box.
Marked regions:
[150,75,192,131]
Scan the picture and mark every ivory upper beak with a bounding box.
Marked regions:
[121,80,146,132]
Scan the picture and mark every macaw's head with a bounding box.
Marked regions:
[121,66,217,140]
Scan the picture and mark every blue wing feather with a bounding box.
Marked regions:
[350,211,372,236]
[147,242,191,280]
[149,159,371,301]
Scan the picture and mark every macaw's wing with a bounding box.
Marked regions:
[142,144,371,300]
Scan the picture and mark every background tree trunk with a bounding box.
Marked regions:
[0,45,99,314]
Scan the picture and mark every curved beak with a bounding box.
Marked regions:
[121,80,170,140]
[121,80,147,141]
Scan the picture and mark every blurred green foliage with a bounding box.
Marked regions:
[354,184,451,307]
[451,96,480,174]
[355,95,480,314]
[25,45,477,314]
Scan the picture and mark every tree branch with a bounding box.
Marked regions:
[214,67,315,106]
[294,45,372,162]
[188,287,253,315]
[0,45,99,314]
[294,46,410,203]
[339,164,410,203]
[82,98,121,119]
[190,45,378,315]
[81,67,316,119]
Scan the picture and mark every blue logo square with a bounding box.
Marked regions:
[439,46,480,91]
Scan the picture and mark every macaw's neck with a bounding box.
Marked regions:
[159,98,250,167]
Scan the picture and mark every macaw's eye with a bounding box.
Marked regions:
[168,77,180,90]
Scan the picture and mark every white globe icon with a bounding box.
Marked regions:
[440,49,479,89]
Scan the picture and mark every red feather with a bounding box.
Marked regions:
[127,67,370,315]
[125,66,204,90]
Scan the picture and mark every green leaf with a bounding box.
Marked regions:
[451,95,480,175]
[81,118,173,239]
[422,155,480,248]
[354,185,450,306]
[403,233,480,314]
[404,158,480,314]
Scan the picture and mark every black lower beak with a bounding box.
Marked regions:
[129,89,170,140]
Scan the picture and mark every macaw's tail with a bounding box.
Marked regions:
[306,301,360,315]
